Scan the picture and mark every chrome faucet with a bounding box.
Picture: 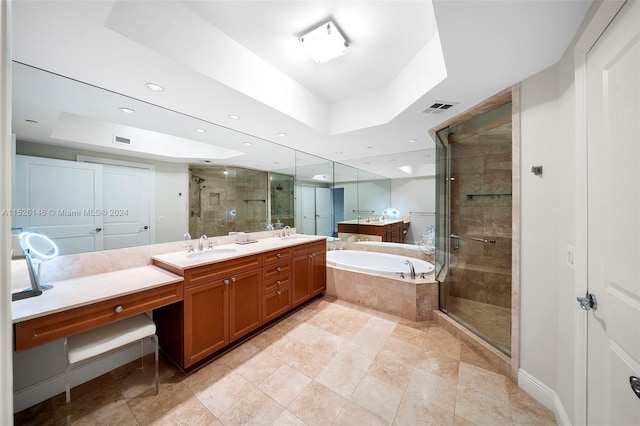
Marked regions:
[283,226,291,237]
[405,259,416,279]
[198,234,208,251]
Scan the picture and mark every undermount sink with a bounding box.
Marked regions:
[281,235,312,241]
[186,248,237,259]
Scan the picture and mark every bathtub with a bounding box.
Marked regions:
[325,250,438,321]
[326,250,434,276]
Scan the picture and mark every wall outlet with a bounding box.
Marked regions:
[158,216,167,223]
[566,245,575,270]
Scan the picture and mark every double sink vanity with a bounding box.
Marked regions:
[12,234,327,371]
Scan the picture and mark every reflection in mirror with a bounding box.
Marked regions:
[11,62,300,250]
[188,166,272,237]
[294,152,334,237]
[270,173,294,229]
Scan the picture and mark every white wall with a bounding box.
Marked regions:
[519,3,604,422]
[391,176,436,244]
[1,1,14,421]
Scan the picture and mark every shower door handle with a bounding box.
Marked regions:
[450,234,460,250]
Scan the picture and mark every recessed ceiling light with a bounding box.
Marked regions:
[145,83,164,92]
[367,146,373,149]
[408,139,417,143]
[277,133,287,137]
[223,169,229,175]
[299,21,349,64]
[229,114,241,120]
[243,142,253,146]
[195,128,206,133]
[119,107,135,114]
[25,119,38,124]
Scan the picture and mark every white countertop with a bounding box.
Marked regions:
[152,234,327,271]
[12,265,183,323]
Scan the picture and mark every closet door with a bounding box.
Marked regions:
[13,155,103,254]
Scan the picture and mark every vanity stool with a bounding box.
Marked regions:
[64,313,159,404]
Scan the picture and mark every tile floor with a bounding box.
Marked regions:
[15,297,556,425]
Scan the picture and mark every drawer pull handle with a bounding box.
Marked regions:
[224,279,230,285]
[276,267,281,272]
[276,290,282,296]
[114,305,123,314]
[231,277,236,283]
[276,253,281,258]
[276,280,281,285]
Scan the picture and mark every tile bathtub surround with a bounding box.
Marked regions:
[15,297,555,425]
[326,266,438,321]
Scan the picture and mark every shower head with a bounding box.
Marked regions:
[193,175,206,184]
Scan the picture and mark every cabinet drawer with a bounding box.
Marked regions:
[262,248,291,265]
[15,282,183,351]
[292,240,326,256]
[263,261,290,281]
[264,276,290,294]
[184,255,262,288]
[263,286,292,323]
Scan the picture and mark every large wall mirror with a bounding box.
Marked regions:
[11,62,435,255]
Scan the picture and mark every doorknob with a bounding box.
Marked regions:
[94,227,102,233]
[577,293,598,311]
[631,376,640,399]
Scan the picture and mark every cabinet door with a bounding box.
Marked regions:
[292,253,311,306]
[310,249,326,297]
[263,286,292,323]
[229,269,263,342]
[184,280,229,367]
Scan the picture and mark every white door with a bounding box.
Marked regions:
[302,186,316,235]
[13,155,104,254]
[101,164,152,250]
[315,187,332,237]
[586,1,640,424]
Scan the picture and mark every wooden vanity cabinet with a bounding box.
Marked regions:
[292,240,327,307]
[154,241,326,370]
[155,255,263,368]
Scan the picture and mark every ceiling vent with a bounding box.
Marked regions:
[113,135,131,145]
[422,101,459,114]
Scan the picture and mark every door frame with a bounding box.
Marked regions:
[573,1,626,424]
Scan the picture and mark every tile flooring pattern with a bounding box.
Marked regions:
[15,297,555,425]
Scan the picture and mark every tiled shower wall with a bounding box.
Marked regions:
[189,167,268,237]
[449,124,512,308]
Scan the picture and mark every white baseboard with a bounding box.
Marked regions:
[518,368,572,426]
[14,342,153,413]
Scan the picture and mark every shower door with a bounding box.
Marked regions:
[436,102,513,356]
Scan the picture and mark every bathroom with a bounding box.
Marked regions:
[3,1,636,425]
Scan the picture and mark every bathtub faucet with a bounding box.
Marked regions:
[405,259,416,279]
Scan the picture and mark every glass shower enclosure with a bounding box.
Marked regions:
[435,102,513,356]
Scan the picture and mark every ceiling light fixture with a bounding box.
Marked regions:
[228,114,241,120]
[243,142,253,146]
[195,128,206,133]
[299,21,349,64]
[145,83,164,92]
[277,132,287,137]
[119,107,135,114]
[408,139,417,143]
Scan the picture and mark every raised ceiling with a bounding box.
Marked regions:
[10,0,592,178]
